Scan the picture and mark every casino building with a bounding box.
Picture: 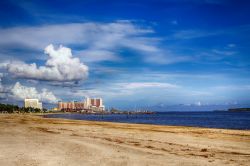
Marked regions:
[58,98,105,112]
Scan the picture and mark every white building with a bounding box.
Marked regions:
[84,97,91,109]
[24,99,42,110]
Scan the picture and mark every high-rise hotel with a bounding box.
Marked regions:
[58,98,105,112]
[24,99,43,110]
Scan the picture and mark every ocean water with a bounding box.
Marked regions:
[44,112,250,130]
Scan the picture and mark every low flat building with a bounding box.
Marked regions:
[24,99,42,110]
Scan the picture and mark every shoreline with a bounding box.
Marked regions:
[42,112,250,131]
[1,114,250,165]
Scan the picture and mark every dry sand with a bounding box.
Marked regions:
[0,114,249,166]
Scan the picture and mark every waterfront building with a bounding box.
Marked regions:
[89,98,105,111]
[24,99,42,110]
[58,98,105,112]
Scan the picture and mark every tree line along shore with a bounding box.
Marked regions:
[0,103,47,113]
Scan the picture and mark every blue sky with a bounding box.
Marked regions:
[0,0,249,108]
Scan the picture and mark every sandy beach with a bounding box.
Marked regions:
[0,114,249,166]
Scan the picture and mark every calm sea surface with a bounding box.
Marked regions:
[44,112,250,130]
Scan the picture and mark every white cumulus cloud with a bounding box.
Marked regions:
[6,44,88,82]
[11,82,59,103]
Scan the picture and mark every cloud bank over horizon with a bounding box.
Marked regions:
[11,82,59,104]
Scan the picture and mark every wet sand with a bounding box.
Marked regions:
[0,114,250,166]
